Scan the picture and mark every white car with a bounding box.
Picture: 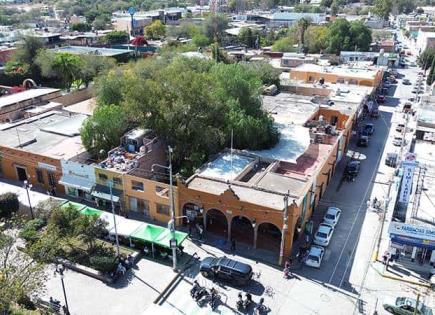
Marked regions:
[304,245,325,268]
[393,136,405,146]
[323,207,342,226]
[313,223,334,247]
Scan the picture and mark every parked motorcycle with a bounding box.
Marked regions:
[255,298,269,315]
[190,281,201,298]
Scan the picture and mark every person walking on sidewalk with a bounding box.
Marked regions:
[230,239,236,252]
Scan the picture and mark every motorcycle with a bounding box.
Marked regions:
[190,281,201,298]
[236,293,245,311]
[49,297,61,312]
[194,287,208,301]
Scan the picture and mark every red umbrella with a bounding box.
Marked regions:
[130,36,148,46]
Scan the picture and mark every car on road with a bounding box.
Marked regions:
[199,256,253,286]
[364,123,375,135]
[357,135,369,147]
[412,87,419,93]
[323,207,342,226]
[383,296,433,315]
[377,95,385,103]
[313,223,334,247]
[402,79,411,85]
[345,160,361,177]
[396,123,405,132]
[304,245,325,268]
[393,136,405,146]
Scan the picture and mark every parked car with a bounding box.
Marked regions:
[396,124,405,132]
[304,245,325,268]
[358,135,369,147]
[402,102,413,113]
[313,223,334,247]
[393,136,405,146]
[377,95,385,103]
[371,108,380,118]
[383,296,433,315]
[345,160,361,177]
[323,207,342,226]
[199,256,253,286]
[364,123,375,135]
[402,79,411,85]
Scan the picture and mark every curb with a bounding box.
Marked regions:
[371,262,431,288]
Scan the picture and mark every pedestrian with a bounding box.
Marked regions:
[231,239,236,252]
[50,186,56,196]
[382,252,388,265]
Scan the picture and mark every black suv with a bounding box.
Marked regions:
[199,256,253,286]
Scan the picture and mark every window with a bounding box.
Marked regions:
[98,173,108,181]
[156,203,170,215]
[138,199,150,213]
[36,168,44,184]
[113,177,122,186]
[67,187,77,197]
[47,172,56,186]
[330,116,338,126]
[131,180,144,191]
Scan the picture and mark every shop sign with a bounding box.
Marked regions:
[389,222,435,242]
[398,158,416,203]
[37,162,57,171]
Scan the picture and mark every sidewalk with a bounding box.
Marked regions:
[371,260,431,288]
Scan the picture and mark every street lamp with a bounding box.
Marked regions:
[107,180,120,258]
[55,264,70,315]
[23,180,34,219]
[152,146,177,271]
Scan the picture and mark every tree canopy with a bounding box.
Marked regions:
[80,104,129,158]
[5,36,44,78]
[91,56,279,175]
[325,19,372,54]
[144,20,166,39]
[105,31,129,45]
[373,0,393,20]
[203,14,229,43]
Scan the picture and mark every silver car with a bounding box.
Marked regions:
[313,223,334,247]
[323,207,342,226]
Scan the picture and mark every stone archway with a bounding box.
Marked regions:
[231,215,254,246]
[205,208,228,238]
[257,222,281,253]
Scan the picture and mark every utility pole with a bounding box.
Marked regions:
[168,146,177,272]
[279,191,289,265]
[108,180,120,257]
[413,293,420,315]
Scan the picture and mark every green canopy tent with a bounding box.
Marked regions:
[130,224,166,258]
[153,229,188,249]
[80,206,103,217]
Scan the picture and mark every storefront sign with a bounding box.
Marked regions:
[398,157,417,203]
[37,162,57,171]
[389,222,435,242]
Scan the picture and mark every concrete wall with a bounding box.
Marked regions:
[53,87,93,106]
[0,146,64,193]
[123,174,179,223]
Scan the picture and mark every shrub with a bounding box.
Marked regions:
[0,193,19,218]
[89,255,116,273]
[19,218,46,243]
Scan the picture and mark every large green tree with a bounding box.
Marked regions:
[325,19,372,54]
[0,232,46,312]
[418,48,435,70]
[145,20,166,39]
[297,17,311,50]
[373,0,393,20]
[80,104,128,158]
[5,36,44,78]
[202,14,229,43]
[304,26,329,53]
[105,31,129,45]
[92,56,279,175]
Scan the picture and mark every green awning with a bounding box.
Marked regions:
[153,229,188,248]
[61,201,86,212]
[80,207,103,217]
[130,224,166,243]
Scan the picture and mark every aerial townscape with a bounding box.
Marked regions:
[1,0,435,314]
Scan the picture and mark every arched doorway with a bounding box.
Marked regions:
[231,216,254,246]
[205,209,228,238]
[257,222,281,252]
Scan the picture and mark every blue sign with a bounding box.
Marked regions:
[391,235,435,250]
[128,7,136,16]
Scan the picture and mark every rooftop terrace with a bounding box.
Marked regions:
[0,88,60,110]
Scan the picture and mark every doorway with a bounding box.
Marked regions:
[16,166,28,181]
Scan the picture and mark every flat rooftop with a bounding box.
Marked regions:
[64,98,97,116]
[249,93,316,163]
[0,88,60,109]
[0,111,88,159]
[51,46,131,57]
[292,63,381,80]
[199,153,254,181]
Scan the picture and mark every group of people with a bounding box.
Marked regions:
[115,254,134,277]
